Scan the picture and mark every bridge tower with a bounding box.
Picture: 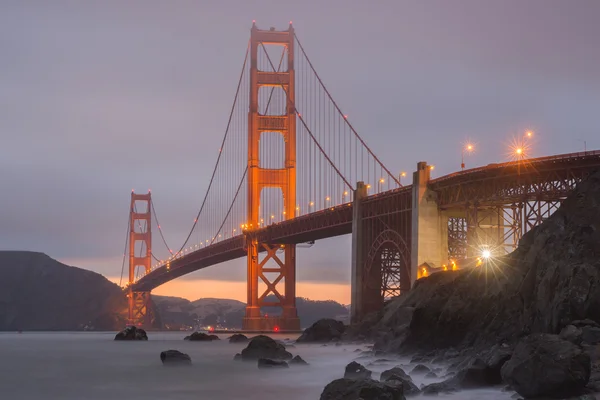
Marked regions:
[244,22,300,331]
[127,191,154,328]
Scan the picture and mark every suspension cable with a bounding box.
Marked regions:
[294,33,401,186]
[119,204,131,288]
[210,166,248,245]
[167,40,250,258]
[150,198,173,259]
[259,42,353,191]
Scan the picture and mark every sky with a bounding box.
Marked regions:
[1,0,599,304]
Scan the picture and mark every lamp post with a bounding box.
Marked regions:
[399,172,406,185]
[461,144,474,170]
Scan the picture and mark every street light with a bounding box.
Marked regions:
[399,171,407,185]
[461,143,474,170]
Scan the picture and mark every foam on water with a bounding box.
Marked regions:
[0,332,513,399]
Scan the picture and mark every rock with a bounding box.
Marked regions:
[289,355,309,365]
[296,318,345,343]
[582,326,600,345]
[184,332,218,341]
[233,353,242,361]
[425,371,438,378]
[380,367,419,396]
[344,361,372,379]
[257,358,289,369]
[114,326,148,341]
[240,335,292,361]
[410,364,430,374]
[380,367,410,381]
[572,320,600,329]
[320,378,405,400]
[561,325,584,345]
[160,350,191,365]
[501,333,591,399]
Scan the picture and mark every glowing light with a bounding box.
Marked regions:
[343,191,348,196]
[400,172,406,177]
[516,147,523,155]
[282,211,286,215]
[273,326,280,332]
[309,201,314,206]
[379,178,385,183]
[442,264,448,271]
[271,215,275,219]
[326,196,330,201]
[366,184,371,189]
[482,249,491,259]
[526,130,533,138]
[466,144,474,151]
[296,205,300,211]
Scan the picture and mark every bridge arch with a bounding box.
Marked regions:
[364,229,411,301]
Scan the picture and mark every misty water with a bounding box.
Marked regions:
[0,332,513,399]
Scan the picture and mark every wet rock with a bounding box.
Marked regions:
[344,361,372,380]
[240,335,292,361]
[501,333,591,399]
[160,350,191,365]
[320,378,405,400]
[425,371,438,378]
[257,358,289,369]
[184,332,218,341]
[228,333,249,343]
[289,355,309,365]
[114,326,148,341]
[582,326,600,345]
[297,318,345,343]
[560,325,584,345]
[380,367,419,396]
[233,353,242,361]
[410,364,430,374]
[572,320,600,329]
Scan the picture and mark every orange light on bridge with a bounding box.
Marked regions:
[525,130,533,138]
[309,201,314,207]
[325,196,330,202]
[379,178,385,184]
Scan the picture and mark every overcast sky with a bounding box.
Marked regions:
[1,0,599,303]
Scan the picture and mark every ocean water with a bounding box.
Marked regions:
[0,332,513,399]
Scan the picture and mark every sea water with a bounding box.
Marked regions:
[0,332,512,399]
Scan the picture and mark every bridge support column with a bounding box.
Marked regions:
[350,181,368,323]
[410,162,447,285]
[127,191,154,329]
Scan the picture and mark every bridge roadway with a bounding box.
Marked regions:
[131,150,600,293]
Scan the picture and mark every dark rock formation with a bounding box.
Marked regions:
[257,358,289,369]
[320,378,405,400]
[228,333,249,343]
[240,335,292,361]
[344,361,372,379]
[289,355,309,365]
[582,326,600,345]
[233,353,242,361]
[296,318,345,343]
[368,170,600,356]
[501,333,590,398]
[114,326,148,341]
[184,332,218,341]
[380,367,419,395]
[560,324,584,345]
[409,364,430,374]
[160,350,191,365]
[0,251,130,331]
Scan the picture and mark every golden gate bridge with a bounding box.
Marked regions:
[119,22,600,331]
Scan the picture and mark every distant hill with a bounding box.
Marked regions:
[0,251,128,331]
[154,295,349,330]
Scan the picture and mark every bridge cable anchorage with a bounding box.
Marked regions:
[259,41,354,192]
[119,204,132,288]
[165,40,251,259]
[293,33,401,187]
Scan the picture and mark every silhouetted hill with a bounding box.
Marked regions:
[154,295,349,330]
[0,251,128,331]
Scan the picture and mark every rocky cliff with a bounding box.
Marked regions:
[368,169,600,354]
[0,251,128,330]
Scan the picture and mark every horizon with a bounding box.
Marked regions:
[1,1,599,305]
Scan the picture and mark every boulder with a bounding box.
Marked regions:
[344,361,372,379]
[228,333,249,343]
[380,367,419,396]
[184,332,218,341]
[410,364,430,374]
[296,318,345,343]
[257,358,289,369]
[320,378,405,400]
[114,326,148,341]
[233,353,242,361]
[560,325,584,345]
[240,335,292,361]
[500,333,591,399]
[289,355,309,365]
[160,350,191,365]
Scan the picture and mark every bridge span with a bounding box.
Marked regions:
[123,22,600,331]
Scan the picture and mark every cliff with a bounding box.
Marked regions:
[0,251,128,331]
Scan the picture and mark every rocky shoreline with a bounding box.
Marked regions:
[297,170,600,398]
